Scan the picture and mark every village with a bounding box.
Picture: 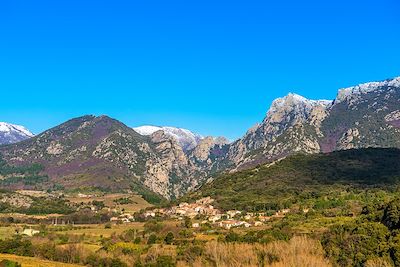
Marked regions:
[140,197,293,229]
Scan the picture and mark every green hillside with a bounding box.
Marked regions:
[186,148,400,211]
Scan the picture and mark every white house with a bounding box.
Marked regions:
[22,229,40,237]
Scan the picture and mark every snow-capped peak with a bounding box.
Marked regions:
[133,125,165,136]
[0,122,34,145]
[133,125,203,152]
[268,93,331,116]
[335,76,400,103]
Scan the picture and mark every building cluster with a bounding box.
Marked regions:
[143,197,292,230]
[110,213,135,223]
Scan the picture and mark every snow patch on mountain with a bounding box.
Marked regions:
[335,77,400,104]
[133,125,203,151]
[0,122,34,145]
[266,93,332,122]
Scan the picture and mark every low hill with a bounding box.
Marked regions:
[185,148,400,211]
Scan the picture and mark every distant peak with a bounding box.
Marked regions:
[0,122,34,145]
[335,76,400,103]
[0,122,34,137]
[133,125,203,152]
[271,93,331,110]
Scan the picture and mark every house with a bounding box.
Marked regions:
[110,217,119,222]
[218,220,245,230]
[209,214,222,223]
[244,214,252,220]
[258,216,271,222]
[22,229,40,237]
[226,210,241,218]
[192,223,200,228]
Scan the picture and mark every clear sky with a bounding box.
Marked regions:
[1,0,399,140]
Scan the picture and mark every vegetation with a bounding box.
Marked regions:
[187,148,400,211]
[0,155,49,187]
[321,198,400,266]
[1,147,400,266]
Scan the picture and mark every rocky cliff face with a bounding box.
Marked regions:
[226,77,400,169]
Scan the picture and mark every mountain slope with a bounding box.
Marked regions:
[226,77,400,170]
[0,122,34,145]
[186,148,400,211]
[0,116,198,199]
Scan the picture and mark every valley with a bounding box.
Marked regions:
[0,77,400,266]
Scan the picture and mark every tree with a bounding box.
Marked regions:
[147,234,157,245]
[382,199,400,230]
[164,232,174,245]
[183,217,191,228]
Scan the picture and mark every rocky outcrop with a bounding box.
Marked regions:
[226,77,400,170]
[226,93,331,168]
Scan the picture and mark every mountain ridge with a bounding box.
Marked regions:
[1,76,399,198]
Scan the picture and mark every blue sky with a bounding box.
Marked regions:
[1,0,399,140]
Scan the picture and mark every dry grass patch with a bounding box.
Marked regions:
[0,253,83,267]
[188,236,331,267]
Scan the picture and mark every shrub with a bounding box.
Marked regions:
[147,234,157,245]
[164,232,174,245]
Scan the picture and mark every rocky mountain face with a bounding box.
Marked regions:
[133,126,203,152]
[0,122,34,145]
[0,116,229,199]
[226,77,400,170]
[1,77,399,199]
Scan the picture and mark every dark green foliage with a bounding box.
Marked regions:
[383,199,400,230]
[147,234,157,245]
[322,199,400,266]
[144,221,163,233]
[0,193,73,215]
[178,245,204,264]
[322,222,391,266]
[92,200,105,209]
[155,255,175,267]
[0,155,48,187]
[0,259,21,267]
[0,237,33,257]
[183,217,191,228]
[113,197,134,205]
[131,182,165,205]
[25,197,74,215]
[186,148,400,211]
[164,232,174,245]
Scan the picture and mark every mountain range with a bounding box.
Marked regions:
[0,76,399,199]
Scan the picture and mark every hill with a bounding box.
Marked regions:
[185,148,400,211]
[0,115,227,200]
